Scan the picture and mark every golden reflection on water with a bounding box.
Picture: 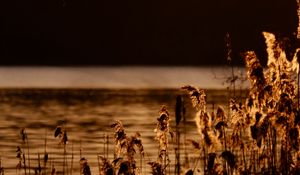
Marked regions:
[0,89,229,174]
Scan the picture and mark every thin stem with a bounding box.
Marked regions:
[273,128,277,174]
[25,130,31,175]
[106,134,109,159]
[44,130,47,175]
[286,122,289,175]
[80,140,82,159]
[183,108,188,169]
[203,145,206,175]
[175,126,180,175]
[164,133,167,175]
[297,69,300,110]
[222,110,227,151]
[103,134,106,158]
[140,152,143,175]
[231,65,236,98]
[97,156,101,175]
[267,129,271,173]
[192,155,200,173]
[70,143,74,175]
[63,145,66,175]
[38,153,41,175]
[65,144,69,175]
[23,153,27,175]
[240,130,246,172]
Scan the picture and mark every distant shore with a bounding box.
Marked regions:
[0,66,247,89]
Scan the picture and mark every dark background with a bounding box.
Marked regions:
[0,0,298,66]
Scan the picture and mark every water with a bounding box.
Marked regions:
[0,67,247,174]
[0,88,232,175]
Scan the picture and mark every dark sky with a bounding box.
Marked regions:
[0,0,298,66]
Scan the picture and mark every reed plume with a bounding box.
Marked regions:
[151,106,173,175]
[98,156,114,175]
[111,120,144,175]
[54,125,68,175]
[79,158,91,175]
[183,86,222,174]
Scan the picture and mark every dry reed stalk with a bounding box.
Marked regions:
[225,32,238,98]
[20,128,30,175]
[51,164,56,175]
[0,157,3,175]
[148,106,174,175]
[182,103,189,171]
[183,86,227,174]
[79,158,91,175]
[54,125,68,175]
[175,95,183,175]
[80,140,82,159]
[101,134,109,160]
[106,134,109,159]
[111,120,144,175]
[43,130,48,175]
[98,155,114,175]
[97,155,101,174]
[35,153,42,175]
[70,143,74,175]
[102,135,105,159]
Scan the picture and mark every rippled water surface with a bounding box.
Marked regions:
[0,88,232,175]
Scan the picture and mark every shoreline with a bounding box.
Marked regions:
[0,66,247,89]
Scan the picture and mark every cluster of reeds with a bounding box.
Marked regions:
[98,120,144,175]
[148,106,174,175]
[12,122,143,175]
[182,86,227,174]
[16,128,31,175]
[13,124,88,175]
[96,107,176,175]
[98,155,114,175]
[6,31,300,175]
[181,32,300,175]
[54,124,86,175]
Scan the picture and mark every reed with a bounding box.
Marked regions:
[98,155,114,175]
[0,156,3,175]
[17,128,31,175]
[79,158,91,175]
[51,165,55,175]
[110,120,145,175]
[54,125,68,175]
[35,153,42,175]
[149,106,173,175]
[43,130,48,175]
[70,143,73,175]
[175,95,184,175]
